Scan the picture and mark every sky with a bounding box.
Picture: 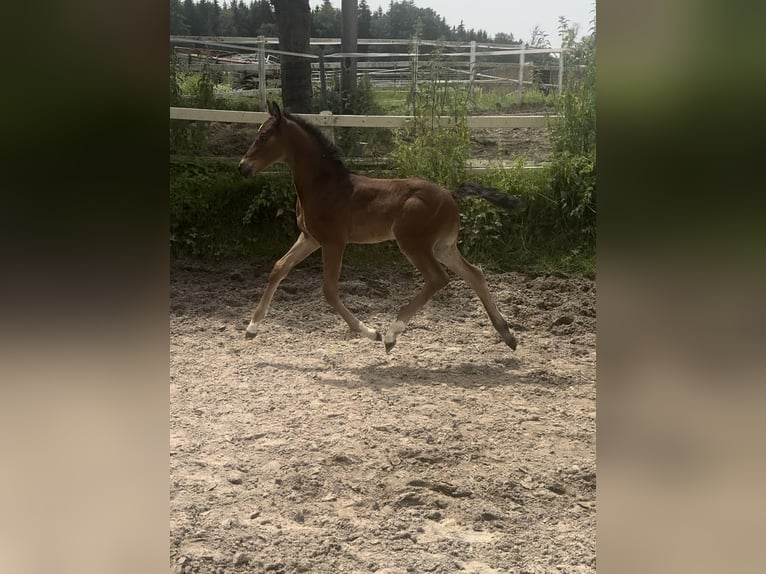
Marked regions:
[309,0,595,46]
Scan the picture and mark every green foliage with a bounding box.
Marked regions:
[170,51,192,152]
[371,86,556,116]
[547,18,596,242]
[458,19,596,272]
[169,56,220,153]
[457,162,547,269]
[210,94,265,112]
[552,19,595,157]
[385,42,594,272]
[241,168,297,233]
[170,158,297,259]
[391,47,471,189]
[175,0,503,44]
[320,74,393,157]
[170,0,189,35]
[311,0,341,37]
[195,61,216,109]
[371,89,410,114]
[470,86,556,111]
[170,53,272,153]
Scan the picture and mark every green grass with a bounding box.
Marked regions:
[371,89,410,114]
[471,86,556,110]
[370,86,557,115]
[174,69,556,116]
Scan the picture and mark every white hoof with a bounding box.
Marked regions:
[383,320,406,346]
[357,322,380,341]
[245,321,259,339]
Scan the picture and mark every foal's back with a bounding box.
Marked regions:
[346,173,460,246]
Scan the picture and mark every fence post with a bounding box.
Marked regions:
[469,40,477,104]
[258,36,266,108]
[318,48,328,110]
[318,110,335,143]
[518,43,526,104]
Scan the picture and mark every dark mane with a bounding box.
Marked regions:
[283,111,351,174]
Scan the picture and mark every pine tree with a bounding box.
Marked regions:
[170,0,190,35]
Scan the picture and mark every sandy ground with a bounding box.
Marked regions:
[170,257,595,574]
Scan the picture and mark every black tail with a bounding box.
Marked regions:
[453,183,526,213]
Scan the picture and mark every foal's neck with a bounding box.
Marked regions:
[283,122,345,198]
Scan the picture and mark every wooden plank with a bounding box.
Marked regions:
[171,154,547,173]
[171,36,557,51]
[170,108,268,124]
[169,107,556,129]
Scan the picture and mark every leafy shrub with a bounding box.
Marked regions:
[169,51,191,152]
[170,158,297,259]
[547,18,596,242]
[391,49,471,189]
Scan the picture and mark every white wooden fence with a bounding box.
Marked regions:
[171,35,568,107]
[169,107,556,129]
[169,107,558,171]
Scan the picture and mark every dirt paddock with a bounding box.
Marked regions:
[170,258,596,574]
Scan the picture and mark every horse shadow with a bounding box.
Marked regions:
[241,355,562,391]
[328,360,522,390]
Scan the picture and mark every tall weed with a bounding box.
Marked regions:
[547,18,596,242]
[391,47,470,189]
[169,54,226,153]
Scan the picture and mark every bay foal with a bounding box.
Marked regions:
[238,101,522,352]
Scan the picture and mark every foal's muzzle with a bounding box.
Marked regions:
[238,160,251,177]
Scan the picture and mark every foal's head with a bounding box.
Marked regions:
[238,100,287,178]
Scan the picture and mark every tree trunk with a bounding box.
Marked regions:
[340,0,358,113]
[272,0,313,113]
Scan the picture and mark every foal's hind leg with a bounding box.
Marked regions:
[383,242,450,352]
[435,242,517,350]
[245,232,319,339]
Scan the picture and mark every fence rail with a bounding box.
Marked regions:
[169,107,557,129]
[171,35,569,106]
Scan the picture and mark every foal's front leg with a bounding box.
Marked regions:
[245,232,319,339]
[321,243,381,341]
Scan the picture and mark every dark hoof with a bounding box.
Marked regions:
[244,330,256,340]
[375,330,383,341]
[384,341,396,353]
[506,334,517,350]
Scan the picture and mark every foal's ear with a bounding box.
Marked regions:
[268,101,283,125]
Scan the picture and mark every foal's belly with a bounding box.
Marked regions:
[348,225,396,244]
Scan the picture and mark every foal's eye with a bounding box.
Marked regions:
[258,132,269,143]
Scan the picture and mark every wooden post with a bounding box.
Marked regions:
[518,44,526,104]
[318,48,328,110]
[469,40,477,102]
[318,110,335,143]
[258,36,266,108]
